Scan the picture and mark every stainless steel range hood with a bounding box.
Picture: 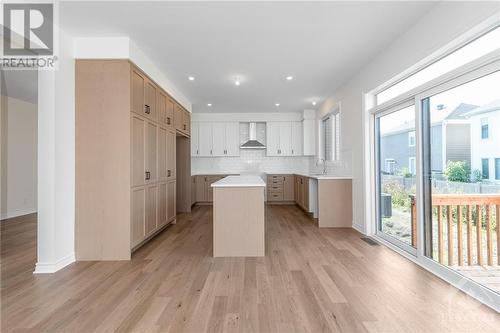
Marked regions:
[240,122,266,149]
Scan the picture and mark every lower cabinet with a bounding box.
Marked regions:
[194,175,228,203]
[267,174,294,202]
[294,175,309,211]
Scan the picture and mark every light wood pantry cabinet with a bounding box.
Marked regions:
[191,122,240,157]
[266,121,302,156]
[76,59,182,260]
[174,103,191,136]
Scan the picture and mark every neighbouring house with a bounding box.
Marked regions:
[380,103,476,176]
[465,99,500,183]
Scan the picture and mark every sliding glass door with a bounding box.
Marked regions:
[375,104,417,253]
[421,70,500,294]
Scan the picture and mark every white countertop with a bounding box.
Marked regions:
[294,173,353,180]
[211,175,266,188]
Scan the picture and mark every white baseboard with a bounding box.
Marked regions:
[352,221,365,234]
[34,253,75,274]
[1,208,37,220]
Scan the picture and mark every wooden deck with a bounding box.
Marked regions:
[456,265,500,293]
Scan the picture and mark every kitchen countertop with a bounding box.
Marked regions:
[295,173,353,180]
[211,175,266,188]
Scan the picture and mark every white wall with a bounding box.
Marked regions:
[36,28,75,273]
[316,2,500,233]
[0,96,37,219]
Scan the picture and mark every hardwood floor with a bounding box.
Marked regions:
[1,206,499,332]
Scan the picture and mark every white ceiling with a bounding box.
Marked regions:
[61,1,437,113]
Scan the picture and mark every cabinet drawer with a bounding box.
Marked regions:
[268,184,283,192]
[267,192,283,201]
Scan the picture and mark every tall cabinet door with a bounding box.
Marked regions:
[291,122,303,156]
[266,122,280,156]
[145,185,158,236]
[212,122,226,156]
[144,80,157,121]
[167,181,176,222]
[166,98,174,129]
[166,130,176,180]
[225,122,240,156]
[158,182,167,227]
[132,115,146,187]
[157,91,167,125]
[279,122,292,156]
[131,69,145,116]
[145,121,158,183]
[191,122,200,157]
[199,123,213,156]
[131,187,145,248]
[158,126,168,181]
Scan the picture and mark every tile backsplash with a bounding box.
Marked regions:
[192,149,312,174]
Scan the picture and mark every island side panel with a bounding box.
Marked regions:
[213,187,265,257]
[318,179,353,228]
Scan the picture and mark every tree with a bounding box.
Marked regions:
[443,161,470,183]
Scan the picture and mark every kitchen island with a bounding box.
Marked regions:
[211,175,266,257]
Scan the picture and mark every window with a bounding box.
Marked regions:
[482,158,489,179]
[409,157,416,175]
[384,159,396,174]
[321,110,340,161]
[495,158,500,180]
[376,26,500,105]
[408,131,415,147]
[481,118,489,139]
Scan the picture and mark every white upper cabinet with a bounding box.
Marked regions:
[212,122,226,156]
[266,122,281,156]
[291,121,303,156]
[225,122,240,156]
[191,122,199,156]
[198,122,213,156]
[191,121,240,157]
[267,121,303,156]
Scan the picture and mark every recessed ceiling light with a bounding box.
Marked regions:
[286,76,293,81]
[207,103,212,107]
[312,101,317,106]
[188,76,195,81]
[235,80,240,86]
[275,103,280,107]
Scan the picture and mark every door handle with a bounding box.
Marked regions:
[145,171,151,180]
[144,105,151,114]
[167,117,171,124]
[168,170,171,177]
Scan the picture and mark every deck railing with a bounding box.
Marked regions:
[410,194,500,267]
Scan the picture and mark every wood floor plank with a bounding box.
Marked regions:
[1,206,499,333]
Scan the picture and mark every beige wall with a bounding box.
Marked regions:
[1,95,38,219]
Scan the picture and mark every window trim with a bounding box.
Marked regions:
[370,18,499,108]
[319,102,341,162]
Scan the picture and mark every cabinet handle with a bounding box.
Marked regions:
[183,124,186,130]
[168,170,171,177]
[197,149,199,155]
[144,105,151,114]
[292,149,294,154]
[145,171,151,180]
[167,117,171,125]
[210,149,212,155]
